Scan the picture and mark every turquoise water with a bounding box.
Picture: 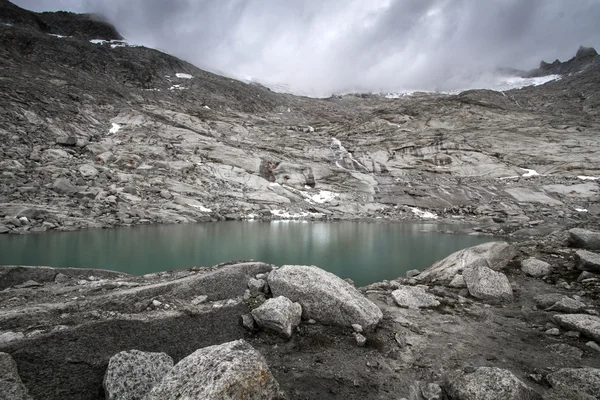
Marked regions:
[0,221,497,286]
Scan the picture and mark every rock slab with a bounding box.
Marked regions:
[146,339,282,400]
[546,368,600,398]
[0,352,32,400]
[268,265,383,330]
[521,258,552,277]
[251,296,302,338]
[445,367,540,400]
[463,265,513,302]
[104,349,173,400]
[553,314,600,342]
[391,286,440,309]
[569,228,600,250]
[575,250,600,273]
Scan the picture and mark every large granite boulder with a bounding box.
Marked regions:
[445,367,541,400]
[569,228,600,250]
[391,286,440,309]
[553,314,600,342]
[0,352,32,400]
[251,296,302,338]
[415,242,517,284]
[575,250,600,273]
[546,368,600,398]
[463,265,513,302]
[103,349,173,400]
[267,265,382,330]
[521,258,552,277]
[146,340,282,400]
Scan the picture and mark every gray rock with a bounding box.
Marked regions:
[0,224,9,234]
[448,274,467,288]
[52,177,78,195]
[463,265,513,302]
[241,313,256,330]
[191,295,208,305]
[546,343,583,359]
[534,293,567,309]
[103,349,173,400]
[445,367,541,400]
[146,339,282,400]
[521,258,552,277]
[354,332,367,347]
[406,269,421,278]
[546,297,587,313]
[267,265,382,330]
[586,341,600,352]
[421,382,443,400]
[553,314,600,342]
[545,328,560,336]
[569,228,600,250]
[248,278,266,296]
[0,352,33,400]
[160,190,172,200]
[416,242,517,284]
[251,296,302,338]
[391,286,440,309]
[352,324,363,333]
[546,368,600,398]
[575,250,600,273]
[578,271,598,282]
[0,331,25,345]
[79,164,99,178]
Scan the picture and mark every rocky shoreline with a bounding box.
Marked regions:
[1,228,599,399]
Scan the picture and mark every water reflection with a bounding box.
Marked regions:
[0,222,497,286]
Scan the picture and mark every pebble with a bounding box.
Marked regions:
[545,328,560,336]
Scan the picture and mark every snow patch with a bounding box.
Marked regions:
[109,123,121,134]
[520,168,539,177]
[176,73,193,79]
[578,176,600,181]
[90,39,135,49]
[188,204,212,212]
[270,209,320,219]
[203,105,210,110]
[331,138,369,172]
[169,85,187,91]
[410,207,438,219]
[309,190,338,204]
[575,208,588,213]
[48,33,68,39]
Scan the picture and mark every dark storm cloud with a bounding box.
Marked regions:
[13,0,600,96]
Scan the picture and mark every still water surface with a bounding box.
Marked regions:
[0,222,497,286]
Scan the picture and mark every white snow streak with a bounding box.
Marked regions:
[410,207,438,219]
[109,123,121,134]
[188,204,212,212]
[578,176,600,181]
[176,73,194,79]
[575,208,588,213]
[309,190,338,204]
[520,168,539,177]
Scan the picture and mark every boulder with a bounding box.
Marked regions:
[251,296,302,338]
[533,293,565,309]
[546,297,587,313]
[449,274,467,288]
[569,228,600,250]
[391,286,440,309]
[52,178,78,195]
[248,278,266,296]
[553,314,600,342]
[104,350,173,400]
[546,368,600,398]
[0,352,33,400]
[415,242,516,284]
[79,164,99,178]
[521,258,552,277]
[146,340,282,400]
[463,265,513,302]
[267,265,382,330]
[575,250,600,273]
[445,367,540,400]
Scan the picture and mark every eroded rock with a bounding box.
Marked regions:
[569,228,600,250]
[521,258,552,277]
[575,250,600,273]
[546,368,600,399]
[0,352,32,400]
[463,265,513,302]
[553,314,600,342]
[445,367,541,400]
[391,286,440,309]
[251,296,302,338]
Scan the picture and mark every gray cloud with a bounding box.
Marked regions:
[13,0,600,96]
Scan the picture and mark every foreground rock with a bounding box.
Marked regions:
[415,242,516,284]
[553,314,600,342]
[463,265,513,302]
[521,258,552,277]
[546,368,600,398]
[0,352,32,400]
[146,340,282,400]
[445,367,540,400]
[251,296,302,338]
[569,228,600,250]
[104,350,173,400]
[268,265,383,330]
[575,250,600,273]
[391,286,440,309]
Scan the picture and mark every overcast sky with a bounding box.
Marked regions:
[13,0,600,96]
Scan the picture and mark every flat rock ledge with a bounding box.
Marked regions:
[553,314,600,342]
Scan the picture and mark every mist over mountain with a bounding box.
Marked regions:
[12,0,600,96]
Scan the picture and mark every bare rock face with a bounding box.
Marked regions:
[521,258,552,277]
[553,314,600,342]
[575,250,600,273]
[569,228,600,251]
[267,265,383,330]
[0,352,32,400]
[103,349,173,400]
[251,296,302,338]
[391,286,440,309]
[146,340,282,400]
[463,265,513,302]
[415,242,516,284]
[445,367,541,400]
[546,368,600,399]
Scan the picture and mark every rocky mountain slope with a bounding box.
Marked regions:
[0,1,599,238]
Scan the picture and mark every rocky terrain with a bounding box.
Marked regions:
[0,1,598,237]
[1,2,600,399]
